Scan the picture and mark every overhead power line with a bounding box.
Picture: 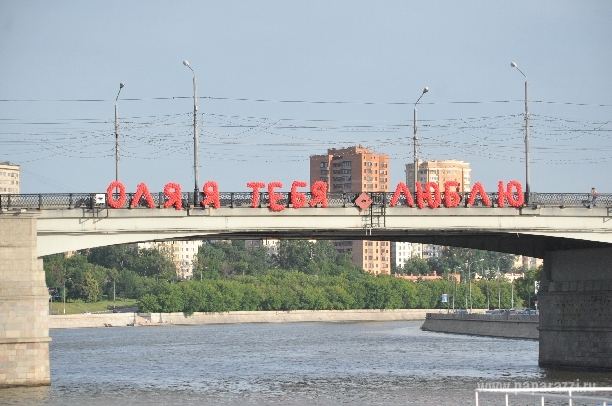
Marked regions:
[1,96,611,108]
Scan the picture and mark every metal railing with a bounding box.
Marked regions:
[0,191,609,211]
[475,387,612,406]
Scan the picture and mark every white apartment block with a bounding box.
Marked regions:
[405,159,471,192]
[514,255,543,270]
[422,244,443,259]
[0,162,20,194]
[390,242,423,268]
[138,240,203,279]
[245,239,280,257]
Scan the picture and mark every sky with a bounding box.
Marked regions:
[1,1,611,194]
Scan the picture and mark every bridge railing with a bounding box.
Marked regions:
[530,192,611,208]
[0,192,609,210]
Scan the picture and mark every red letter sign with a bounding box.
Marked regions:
[247,182,265,208]
[131,182,155,208]
[497,180,524,208]
[443,181,461,208]
[309,181,328,208]
[268,182,285,212]
[415,182,441,209]
[164,182,182,210]
[467,182,491,206]
[390,182,414,207]
[201,181,220,209]
[290,181,307,209]
[107,181,126,209]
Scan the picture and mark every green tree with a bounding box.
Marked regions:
[276,240,313,271]
[88,245,134,271]
[403,257,430,276]
[75,270,101,302]
[514,266,540,309]
[138,294,161,312]
[131,248,176,280]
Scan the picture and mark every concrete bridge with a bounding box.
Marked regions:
[1,190,612,386]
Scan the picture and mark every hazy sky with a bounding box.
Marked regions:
[1,1,610,194]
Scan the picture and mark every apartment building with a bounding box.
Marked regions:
[310,145,390,192]
[514,255,543,270]
[422,244,443,259]
[0,162,20,194]
[245,239,280,257]
[390,242,424,269]
[138,240,203,279]
[310,146,391,275]
[405,159,471,192]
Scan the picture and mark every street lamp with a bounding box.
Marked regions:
[413,87,429,189]
[63,277,71,315]
[183,60,200,205]
[485,271,490,310]
[452,266,461,311]
[466,258,484,313]
[113,273,116,311]
[510,62,530,204]
[114,83,125,184]
[496,254,512,309]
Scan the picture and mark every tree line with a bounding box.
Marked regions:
[43,240,540,313]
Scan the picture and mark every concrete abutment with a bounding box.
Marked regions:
[539,247,612,369]
[0,213,50,387]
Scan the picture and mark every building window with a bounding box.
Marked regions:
[320,162,328,168]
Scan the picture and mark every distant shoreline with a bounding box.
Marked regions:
[49,308,444,329]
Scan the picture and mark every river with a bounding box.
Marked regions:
[2,321,611,405]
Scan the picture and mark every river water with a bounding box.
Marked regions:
[2,321,612,405]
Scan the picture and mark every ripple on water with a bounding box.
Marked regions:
[1,321,611,405]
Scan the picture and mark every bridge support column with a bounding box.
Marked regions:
[0,213,50,387]
[539,247,612,369]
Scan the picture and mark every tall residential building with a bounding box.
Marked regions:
[405,159,471,192]
[310,146,391,275]
[390,242,423,269]
[0,162,20,194]
[310,145,390,192]
[138,240,203,279]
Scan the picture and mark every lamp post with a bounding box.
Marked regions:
[496,254,512,309]
[63,277,71,315]
[453,266,461,311]
[485,271,490,310]
[114,83,125,184]
[510,62,530,204]
[413,87,429,189]
[113,275,116,311]
[183,60,199,205]
[527,271,532,310]
[466,258,484,313]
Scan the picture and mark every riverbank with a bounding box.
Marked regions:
[421,313,539,340]
[50,308,440,329]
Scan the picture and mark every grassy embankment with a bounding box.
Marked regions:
[48,298,138,315]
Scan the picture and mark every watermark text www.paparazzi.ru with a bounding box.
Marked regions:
[477,381,598,389]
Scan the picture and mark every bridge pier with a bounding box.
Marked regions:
[0,213,50,387]
[539,247,612,369]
